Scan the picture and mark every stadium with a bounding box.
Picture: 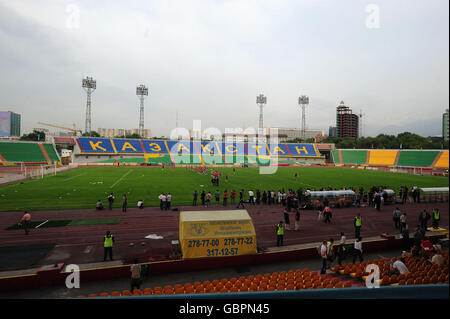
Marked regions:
[0,136,448,300]
[0,0,449,309]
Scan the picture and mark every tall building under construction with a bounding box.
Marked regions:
[336,101,359,139]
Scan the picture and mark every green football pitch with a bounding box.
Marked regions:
[0,166,448,211]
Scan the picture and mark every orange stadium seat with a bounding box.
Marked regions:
[174,287,184,294]
[99,292,109,297]
[406,279,414,285]
[121,290,131,296]
[143,288,152,295]
[133,289,142,296]
[219,287,228,293]
[184,283,193,290]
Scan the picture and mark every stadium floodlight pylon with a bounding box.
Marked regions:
[82,76,96,134]
[136,84,149,138]
[298,95,309,141]
[256,94,267,137]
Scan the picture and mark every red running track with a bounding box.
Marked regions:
[0,202,447,269]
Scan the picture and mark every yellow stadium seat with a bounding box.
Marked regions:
[368,150,398,166]
[434,151,449,168]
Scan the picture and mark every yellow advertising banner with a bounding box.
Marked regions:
[179,210,257,259]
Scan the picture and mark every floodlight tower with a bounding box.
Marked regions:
[256,94,267,135]
[136,84,149,137]
[82,76,96,134]
[298,95,309,141]
[359,109,365,138]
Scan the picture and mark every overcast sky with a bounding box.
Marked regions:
[0,0,448,138]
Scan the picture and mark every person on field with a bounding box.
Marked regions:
[401,223,410,250]
[352,237,363,263]
[19,211,31,235]
[200,190,206,206]
[206,192,212,207]
[158,193,166,210]
[130,258,142,292]
[122,194,128,212]
[193,190,198,206]
[96,200,104,210]
[418,210,430,232]
[103,231,115,261]
[223,190,228,206]
[432,208,440,229]
[336,232,346,266]
[237,195,245,209]
[326,238,335,269]
[108,193,115,210]
[283,209,290,230]
[166,193,172,210]
[137,199,144,209]
[294,209,300,231]
[276,221,284,247]
[249,190,255,205]
[400,212,407,233]
[215,190,220,205]
[354,214,362,238]
[319,240,328,274]
[231,190,236,205]
[389,258,409,276]
[323,206,332,224]
[393,207,402,229]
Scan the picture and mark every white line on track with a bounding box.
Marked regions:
[110,170,133,188]
[35,220,49,228]
[84,245,93,254]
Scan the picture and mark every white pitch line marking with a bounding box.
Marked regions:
[35,220,49,228]
[63,173,86,182]
[110,170,132,188]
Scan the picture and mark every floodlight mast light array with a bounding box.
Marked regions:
[82,76,96,134]
[136,84,149,137]
[298,95,309,141]
[256,94,267,135]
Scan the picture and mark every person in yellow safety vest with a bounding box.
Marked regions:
[432,209,440,229]
[354,214,362,239]
[276,221,284,247]
[103,231,115,261]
